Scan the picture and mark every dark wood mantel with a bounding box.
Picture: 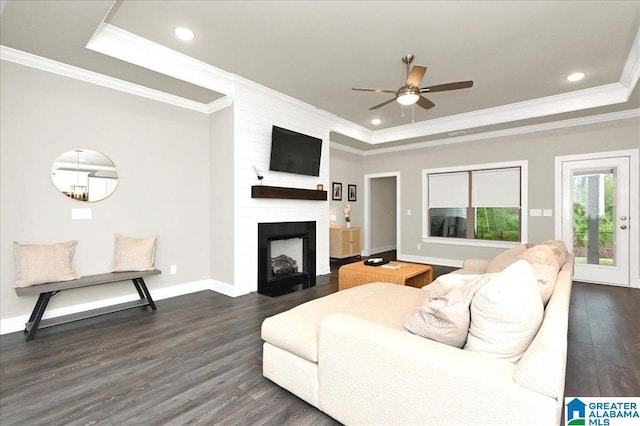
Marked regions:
[251,185,327,201]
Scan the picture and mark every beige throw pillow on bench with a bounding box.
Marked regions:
[13,240,79,288]
[111,233,158,272]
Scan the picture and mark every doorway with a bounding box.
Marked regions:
[555,150,639,287]
[364,172,400,257]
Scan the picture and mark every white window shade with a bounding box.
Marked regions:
[428,172,469,208]
[472,168,520,207]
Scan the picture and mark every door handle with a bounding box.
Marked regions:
[620,225,628,230]
[620,216,628,221]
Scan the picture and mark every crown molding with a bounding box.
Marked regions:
[369,83,630,144]
[88,24,374,141]
[332,109,640,156]
[86,23,234,95]
[205,96,234,114]
[620,23,640,92]
[0,45,211,113]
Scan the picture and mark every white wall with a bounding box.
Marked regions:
[231,83,334,295]
[209,104,235,287]
[0,60,211,326]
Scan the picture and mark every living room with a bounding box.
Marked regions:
[1,1,639,424]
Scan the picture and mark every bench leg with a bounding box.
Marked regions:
[134,278,157,310]
[132,279,146,299]
[25,292,54,341]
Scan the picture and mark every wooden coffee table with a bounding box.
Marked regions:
[338,261,433,291]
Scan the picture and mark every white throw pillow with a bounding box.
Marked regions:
[404,274,489,348]
[110,234,158,272]
[464,260,543,363]
[13,240,79,287]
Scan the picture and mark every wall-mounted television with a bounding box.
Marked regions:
[269,126,322,177]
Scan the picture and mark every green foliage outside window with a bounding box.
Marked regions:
[475,207,520,241]
[572,174,614,262]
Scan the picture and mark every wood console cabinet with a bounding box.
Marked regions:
[330,227,361,259]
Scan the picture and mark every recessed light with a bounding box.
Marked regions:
[174,27,195,41]
[371,118,381,125]
[566,72,585,82]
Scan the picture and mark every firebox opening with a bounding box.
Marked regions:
[258,221,316,297]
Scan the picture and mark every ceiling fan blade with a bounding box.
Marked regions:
[421,81,473,93]
[416,96,435,110]
[352,87,397,94]
[369,97,397,110]
[406,66,427,87]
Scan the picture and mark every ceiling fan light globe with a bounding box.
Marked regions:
[397,93,419,105]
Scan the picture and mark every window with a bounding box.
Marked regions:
[422,161,527,246]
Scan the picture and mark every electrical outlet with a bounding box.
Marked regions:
[417,243,421,250]
[170,265,177,275]
[407,209,412,216]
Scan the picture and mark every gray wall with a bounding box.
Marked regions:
[363,118,640,265]
[369,176,397,253]
[209,105,235,284]
[329,147,363,230]
[1,60,211,320]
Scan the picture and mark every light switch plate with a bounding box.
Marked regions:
[407,209,412,216]
[71,208,92,220]
[543,209,553,217]
[530,209,542,217]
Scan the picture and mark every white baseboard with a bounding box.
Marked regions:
[209,280,251,297]
[397,253,464,268]
[0,278,233,335]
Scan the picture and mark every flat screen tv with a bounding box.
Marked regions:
[269,126,322,177]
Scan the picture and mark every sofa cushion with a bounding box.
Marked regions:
[262,282,427,362]
[13,240,79,288]
[485,244,527,273]
[404,274,489,348]
[464,260,544,363]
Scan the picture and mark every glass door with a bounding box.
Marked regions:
[561,157,630,286]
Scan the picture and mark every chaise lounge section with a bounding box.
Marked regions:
[262,241,574,425]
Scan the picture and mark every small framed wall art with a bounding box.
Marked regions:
[348,184,357,202]
[332,182,342,200]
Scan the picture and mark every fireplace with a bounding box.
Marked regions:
[258,221,316,296]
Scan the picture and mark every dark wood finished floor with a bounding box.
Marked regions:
[1,253,638,425]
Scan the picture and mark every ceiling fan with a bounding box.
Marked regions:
[352,54,473,111]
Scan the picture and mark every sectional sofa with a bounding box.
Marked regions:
[261,241,574,425]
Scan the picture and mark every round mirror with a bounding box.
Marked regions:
[51,149,119,202]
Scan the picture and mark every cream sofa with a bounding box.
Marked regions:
[261,242,574,425]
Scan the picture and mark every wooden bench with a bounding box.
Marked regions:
[15,269,161,341]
